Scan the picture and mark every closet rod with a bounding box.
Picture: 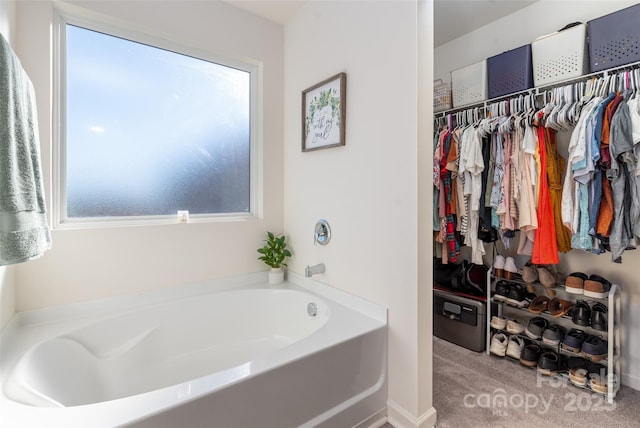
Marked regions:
[435,59,640,119]
[436,87,535,117]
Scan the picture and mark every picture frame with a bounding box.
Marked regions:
[302,72,346,152]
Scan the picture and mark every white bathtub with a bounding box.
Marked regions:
[0,272,387,427]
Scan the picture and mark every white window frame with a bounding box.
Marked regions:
[52,8,263,229]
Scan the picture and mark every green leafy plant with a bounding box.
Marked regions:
[257,232,292,269]
[305,88,341,137]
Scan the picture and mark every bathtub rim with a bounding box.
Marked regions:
[3,271,386,330]
[0,271,387,427]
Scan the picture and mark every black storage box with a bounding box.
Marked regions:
[588,4,640,72]
[434,288,486,352]
[487,44,534,99]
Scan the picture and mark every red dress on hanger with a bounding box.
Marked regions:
[532,112,559,264]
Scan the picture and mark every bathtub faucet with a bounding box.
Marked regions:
[305,263,325,277]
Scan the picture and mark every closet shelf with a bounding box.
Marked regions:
[489,325,615,365]
[490,274,613,304]
[436,59,640,117]
[491,352,617,396]
[490,299,611,339]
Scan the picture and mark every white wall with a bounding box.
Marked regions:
[435,0,639,82]
[0,0,17,330]
[284,1,434,426]
[435,0,640,390]
[418,0,436,424]
[13,0,284,310]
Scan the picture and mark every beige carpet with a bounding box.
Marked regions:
[432,336,640,428]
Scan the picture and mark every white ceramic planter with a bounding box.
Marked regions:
[268,267,284,285]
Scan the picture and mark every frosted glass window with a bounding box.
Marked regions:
[64,24,251,219]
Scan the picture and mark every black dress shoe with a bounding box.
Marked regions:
[538,351,562,375]
[520,344,542,367]
[591,302,608,331]
[571,300,591,327]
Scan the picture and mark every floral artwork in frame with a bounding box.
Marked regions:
[302,72,346,151]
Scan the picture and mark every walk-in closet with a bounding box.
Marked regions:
[432,1,640,426]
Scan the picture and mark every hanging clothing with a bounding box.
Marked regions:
[544,127,572,252]
[440,131,460,262]
[517,118,538,255]
[608,97,636,262]
[532,113,559,264]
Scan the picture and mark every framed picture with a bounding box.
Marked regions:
[302,72,346,152]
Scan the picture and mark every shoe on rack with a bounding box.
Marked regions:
[490,315,508,330]
[506,319,525,335]
[570,368,589,386]
[528,295,550,314]
[520,343,542,367]
[522,260,538,284]
[571,300,591,327]
[562,328,586,353]
[565,272,587,295]
[524,316,548,340]
[581,335,608,362]
[567,357,589,386]
[537,351,562,376]
[493,255,505,278]
[504,257,518,280]
[548,297,573,318]
[584,274,612,299]
[537,265,558,289]
[591,302,608,332]
[506,283,528,308]
[587,362,608,380]
[506,335,525,359]
[490,333,508,357]
[494,280,510,303]
[590,374,610,394]
[542,324,566,346]
[588,363,611,394]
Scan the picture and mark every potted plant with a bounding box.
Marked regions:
[257,231,292,285]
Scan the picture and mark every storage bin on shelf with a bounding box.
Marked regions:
[532,23,589,86]
[487,44,534,99]
[451,60,487,108]
[588,3,640,72]
[433,79,452,112]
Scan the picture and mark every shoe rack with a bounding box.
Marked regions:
[485,268,622,404]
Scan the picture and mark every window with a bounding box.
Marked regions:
[55,15,259,226]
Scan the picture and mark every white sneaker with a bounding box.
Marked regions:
[493,255,505,278]
[504,257,518,280]
[490,333,508,357]
[490,315,507,330]
[506,319,525,335]
[506,335,524,359]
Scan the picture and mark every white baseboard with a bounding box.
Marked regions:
[386,400,437,428]
[622,371,640,392]
[358,408,387,428]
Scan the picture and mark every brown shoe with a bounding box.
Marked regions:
[548,297,573,318]
[522,261,538,283]
[565,272,587,295]
[537,265,557,288]
[528,295,550,314]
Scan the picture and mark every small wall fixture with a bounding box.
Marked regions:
[314,220,331,246]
